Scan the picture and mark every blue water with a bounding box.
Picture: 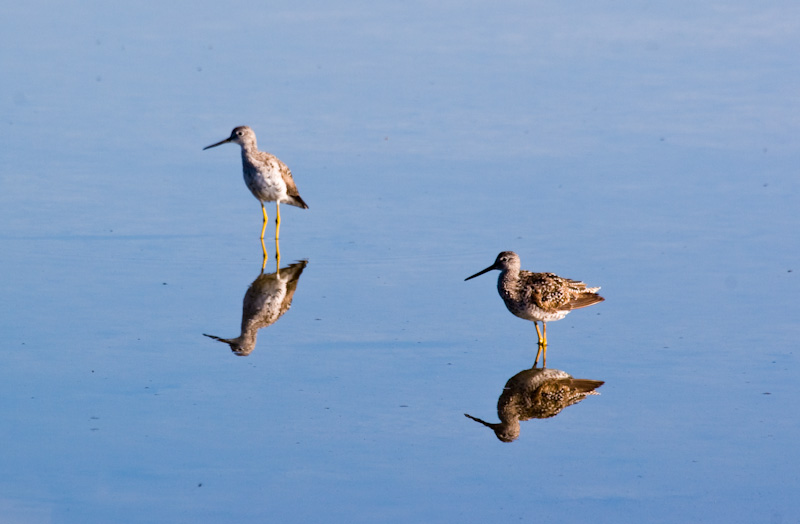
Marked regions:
[2,1,799,523]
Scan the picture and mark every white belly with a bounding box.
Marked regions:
[243,161,287,203]
[503,298,570,323]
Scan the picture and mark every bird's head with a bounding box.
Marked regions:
[203,126,256,150]
[465,251,520,281]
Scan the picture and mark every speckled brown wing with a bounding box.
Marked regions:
[277,260,307,317]
[521,271,576,313]
[278,160,308,209]
[538,273,605,312]
[565,292,605,310]
[527,378,604,419]
[562,277,605,310]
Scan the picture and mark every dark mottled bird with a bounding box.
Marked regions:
[466,251,603,366]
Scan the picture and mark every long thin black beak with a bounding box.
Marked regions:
[464,264,497,281]
[464,413,499,429]
[203,137,232,150]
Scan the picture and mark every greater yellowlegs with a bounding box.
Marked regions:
[203,126,308,249]
[464,367,604,442]
[465,251,604,366]
[204,260,308,356]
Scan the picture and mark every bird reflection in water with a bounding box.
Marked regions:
[204,260,308,356]
[465,367,603,442]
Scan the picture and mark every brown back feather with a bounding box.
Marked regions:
[280,163,309,209]
[565,292,605,310]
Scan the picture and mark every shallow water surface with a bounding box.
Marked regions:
[1,1,799,523]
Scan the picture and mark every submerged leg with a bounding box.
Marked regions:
[542,322,548,347]
[259,203,270,271]
[534,343,543,368]
[275,236,281,270]
[261,235,268,269]
[541,341,547,368]
[541,323,548,368]
[275,202,282,240]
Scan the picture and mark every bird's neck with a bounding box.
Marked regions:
[239,145,259,168]
[497,267,520,297]
[499,266,519,283]
[240,141,258,156]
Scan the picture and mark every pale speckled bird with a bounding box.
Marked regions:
[465,251,604,366]
[204,126,308,242]
[203,260,308,356]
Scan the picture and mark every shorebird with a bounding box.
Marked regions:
[203,126,308,248]
[465,251,604,366]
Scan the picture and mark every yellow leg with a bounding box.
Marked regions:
[275,236,281,272]
[274,204,281,271]
[275,202,281,240]
[533,322,549,368]
[541,323,548,368]
[533,322,543,367]
[260,203,268,240]
[258,203,270,271]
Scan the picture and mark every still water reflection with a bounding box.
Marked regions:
[465,366,604,442]
[204,259,308,356]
